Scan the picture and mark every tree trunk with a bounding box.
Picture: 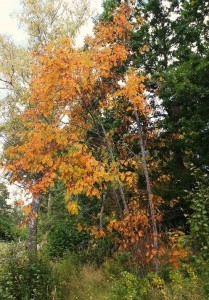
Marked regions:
[134,111,159,273]
[28,196,39,252]
[99,191,106,230]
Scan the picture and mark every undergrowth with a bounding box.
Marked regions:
[0,243,207,300]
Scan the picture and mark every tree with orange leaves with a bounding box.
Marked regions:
[5,1,160,272]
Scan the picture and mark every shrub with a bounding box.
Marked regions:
[46,218,89,258]
[0,243,54,300]
[188,186,209,259]
[108,263,206,300]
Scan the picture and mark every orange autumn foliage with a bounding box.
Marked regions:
[168,230,188,268]
[5,2,144,200]
[4,1,165,270]
[106,200,164,269]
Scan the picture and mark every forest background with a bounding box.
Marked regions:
[0,0,209,299]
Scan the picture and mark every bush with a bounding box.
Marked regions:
[46,218,89,258]
[0,242,207,300]
[108,263,206,300]
[0,243,54,300]
[85,236,116,266]
[188,186,209,259]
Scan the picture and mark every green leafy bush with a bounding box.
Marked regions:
[0,243,53,300]
[189,186,209,259]
[108,263,206,300]
[46,217,89,257]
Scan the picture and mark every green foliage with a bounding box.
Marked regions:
[46,217,89,257]
[0,243,54,300]
[0,215,15,241]
[19,0,90,49]
[0,209,26,242]
[0,242,207,300]
[188,185,209,259]
[37,184,88,257]
[160,51,209,173]
[128,0,209,229]
[38,184,114,264]
[161,265,205,300]
[0,183,25,242]
[85,237,115,266]
[109,264,206,300]
[52,254,112,300]
[100,0,120,21]
[193,258,209,298]
[188,184,209,296]
[110,271,142,300]
[0,182,9,207]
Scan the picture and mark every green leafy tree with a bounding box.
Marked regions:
[0,182,25,241]
[37,183,89,257]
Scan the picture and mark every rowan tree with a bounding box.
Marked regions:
[5,2,162,272]
[0,0,92,248]
[0,0,91,160]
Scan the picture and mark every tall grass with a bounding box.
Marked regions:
[52,255,111,299]
[0,244,207,299]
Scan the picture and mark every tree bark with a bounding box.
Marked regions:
[99,191,106,230]
[28,196,39,252]
[134,111,159,273]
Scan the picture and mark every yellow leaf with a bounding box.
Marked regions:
[149,194,154,201]
[120,173,126,181]
[126,106,132,111]
[21,204,31,215]
[31,213,38,219]
[77,223,82,232]
[66,201,79,215]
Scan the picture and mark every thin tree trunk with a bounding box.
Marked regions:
[111,187,123,219]
[118,180,129,212]
[28,196,39,252]
[99,191,106,230]
[134,111,159,273]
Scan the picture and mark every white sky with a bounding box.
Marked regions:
[0,0,103,46]
[0,0,26,42]
[76,0,103,47]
